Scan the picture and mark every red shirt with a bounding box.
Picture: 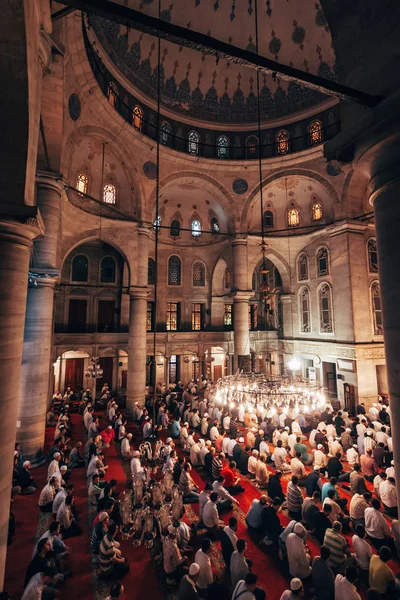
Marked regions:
[101,428,115,444]
[220,467,235,487]
[215,436,224,453]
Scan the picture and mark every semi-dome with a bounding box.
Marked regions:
[87,0,336,125]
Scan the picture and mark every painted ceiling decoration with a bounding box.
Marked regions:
[88,0,336,124]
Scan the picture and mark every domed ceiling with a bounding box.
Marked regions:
[88,0,336,124]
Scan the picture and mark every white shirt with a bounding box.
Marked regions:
[386,466,395,479]
[199,491,210,519]
[232,581,255,600]
[352,534,372,570]
[194,548,213,590]
[365,507,391,539]
[38,483,55,506]
[272,447,288,468]
[380,480,398,507]
[347,448,359,467]
[222,437,231,454]
[227,439,237,457]
[21,573,44,600]
[203,500,219,528]
[223,416,231,431]
[259,440,270,456]
[314,449,328,468]
[286,532,311,579]
[334,574,361,600]
[223,526,238,552]
[47,459,60,480]
[130,457,143,477]
[52,488,67,515]
[121,438,131,455]
[210,426,219,442]
[212,480,235,504]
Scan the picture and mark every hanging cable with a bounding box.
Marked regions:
[152,0,162,435]
[254,0,266,265]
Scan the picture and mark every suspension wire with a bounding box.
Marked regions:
[152,0,161,439]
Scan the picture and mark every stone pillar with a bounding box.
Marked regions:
[232,236,251,371]
[126,226,150,412]
[0,213,43,589]
[18,174,62,465]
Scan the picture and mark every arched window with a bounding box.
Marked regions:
[371,280,383,335]
[160,121,172,146]
[103,183,116,204]
[132,105,144,131]
[210,217,220,234]
[312,201,323,221]
[191,220,202,237]
[276,130,289,155]
[309,120,323,146]
[263,210,274,228]
[297,253,309,281]
[217,135,229,159]
[368,238,379,273]
[319,283,333,333]
[170,219,181,238]
[100,257,116,283]
[317,247,329,276]
[148,258,156,285]
[246,136,258,159]
[168,256,181,286]
[193,261,205,286]
[188,131,200,156]
[76,173,88,195]
[107,82,118,108]
[224,268,232,289]
[288,206,300,227]
[72,255,88,282]
[153,215,161,231]
[299,287,311,333]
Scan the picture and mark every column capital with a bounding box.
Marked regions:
[232,291,253,302]
[232,235,248,247]
[129,286,149,301]
[137,223,152,238]
[28,270,59,288]
[0,206,45,246]
[36,170,64,194]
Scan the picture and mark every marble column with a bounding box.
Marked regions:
[126,226,150,412]
[18,174,62,465]
[0,213,43,589]
[232,236,251,371]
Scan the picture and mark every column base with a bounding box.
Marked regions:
[24,450,47,469]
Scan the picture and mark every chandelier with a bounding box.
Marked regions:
[214,369,325,417]
[85,357,103,379]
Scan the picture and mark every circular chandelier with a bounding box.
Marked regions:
[214,367,325,417]
[85,357,103,379]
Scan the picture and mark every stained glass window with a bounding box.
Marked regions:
[317,247,329,276]
[147,302,154,331]
[312,201,323,221]
[72,255,88,282]
[224,304,233,328]
[188,131,200,155]
[217,135,229,159]
[76,173,88,195]
[133,105,143,131]
[168,256,181,285]
[246,136,258,159]
[309,120,323,145]
[276,130,289,155]
[193,262,205,286]
[160,121,172,146]
[100,257,116,283]
[319,283,333,333]
[371,281,383,335]
[103,183,116,204]
[167,304,179,331]
[288,207,300,227]
[170,219,181,238]
[148,258,156,285]
[191,220,202,237]
[298,253,309,281]
[263,210,274,228]
[299,287,311,332]
[192,303,203,330]
[368,238,379,273]
[210,217,220,233]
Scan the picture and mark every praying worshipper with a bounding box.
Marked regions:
[291,452,307,485]
[323,521,351,573]
[369,546,400,597]
[24,539,56,589]
[365,498,396,551]
[347,445,360,469]
[349,492,372,526]
[268,471,285,503]
[360,448,378,482]
[179,463,200,504]
[178,562,200,600]
[99,522,129,579]
[334,565,361,600]
[379,476,398,517]
[171,416,181,439]
[327,452,343,479]
[221,517,238,568]
[130,450,145,480]
[21,567,57,600]
[231,539,252,588]
[52,484,74,518]
[314,445,328,475]
[314,504,333,544]
[248,450,259,479]
[349,464,368,494]
[220,461,245,495]
[212,476,239,511]
[56,495,82,539]
[194,538,215,596]
[34,521,69,563]
[68,441,85,468]
[162,530,186,585]
[302,492,321,533]
[120,433,133,459]
[38,477,57,513]
[199,483,212,522]
[272,440,291,472]
[293,437,313,465]
[47,453,61,480]
[246,495,268,530]
[305,468,322,497]
[352,524,372,575]
[232,573,259,600]
[261,497,284,546]
[101,425,115,448]
[311,546,334,600]
[286,522,312,580]
[18,461,37,494]
[286,476,304,521]
[203,493,224,535]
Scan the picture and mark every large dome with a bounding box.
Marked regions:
[88,0,336,125]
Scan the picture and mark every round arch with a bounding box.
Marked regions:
[248,249,291,293]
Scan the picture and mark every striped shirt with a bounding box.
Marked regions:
[286,482,303,513]
[212,457,223,480]
[99,534,116,574]
[323,528,348,569]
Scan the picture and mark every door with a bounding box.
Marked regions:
[97,300,116,332]
[96,357,114,391]
[213,365,223,381]
[121,370,127,389]
[68,299,87,332]
[64,358,84,392]
[323,361,337,397]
